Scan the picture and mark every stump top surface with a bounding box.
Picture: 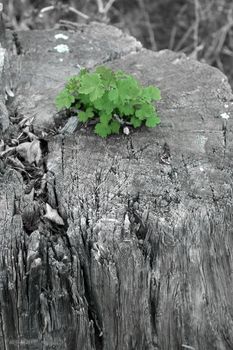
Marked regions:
[1,23,233,350]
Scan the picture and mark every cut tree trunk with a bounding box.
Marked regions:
[0,21,233,350]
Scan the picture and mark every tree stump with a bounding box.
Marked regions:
[0,22,233,350]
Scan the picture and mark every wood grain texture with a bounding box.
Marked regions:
[0,23,233,350]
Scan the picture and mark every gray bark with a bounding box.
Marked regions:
[0,22,233,350]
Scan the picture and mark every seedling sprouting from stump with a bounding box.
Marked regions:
[55,66,161,138]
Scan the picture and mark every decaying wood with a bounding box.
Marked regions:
[0,19,233,350]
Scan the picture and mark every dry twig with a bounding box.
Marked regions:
[193,0,200,59]
[39,5,89,20]
[137,0,157,50]
[96,0,117,15]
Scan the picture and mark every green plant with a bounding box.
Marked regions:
[55,66,161,138]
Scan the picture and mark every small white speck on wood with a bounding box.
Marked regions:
[123,126,130,135]
[221,112,230,119]
[55,33,69,40]
[54,44,69,53]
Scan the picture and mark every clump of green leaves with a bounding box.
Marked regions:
[55,66,161,138]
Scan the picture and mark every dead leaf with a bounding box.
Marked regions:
[19,116,34,128]
[23,126,38,141]
[7,156,25,170]
[0,145,15,157]
[44,203,64,226]
[0,139,4,152]
[11,139,20,146]
[5,85,14,98]
[16,140,42,165]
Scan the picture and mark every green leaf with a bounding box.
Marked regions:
[145,116,160,128]
[115,70,128,79]
[110,120,121,134]
[78,108,94,122]
[118,103,134,116]
[130,116,142,128]
[66,76,80,96]
[117,77,140,102]
[108,88,119,103]
[94,122,112,138]
[55,89,75,111]
[79,73,105,101]
[100,113,112,125]
[55,66,161,138]
[79,68,88,77]
[73,102,81,109]
[135,103,155,120]
[78,93,91,105]
[94,93,114,114]
[141,86,161,101]
[95,66,115,87]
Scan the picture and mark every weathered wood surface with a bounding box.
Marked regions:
[0,21,233,350]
